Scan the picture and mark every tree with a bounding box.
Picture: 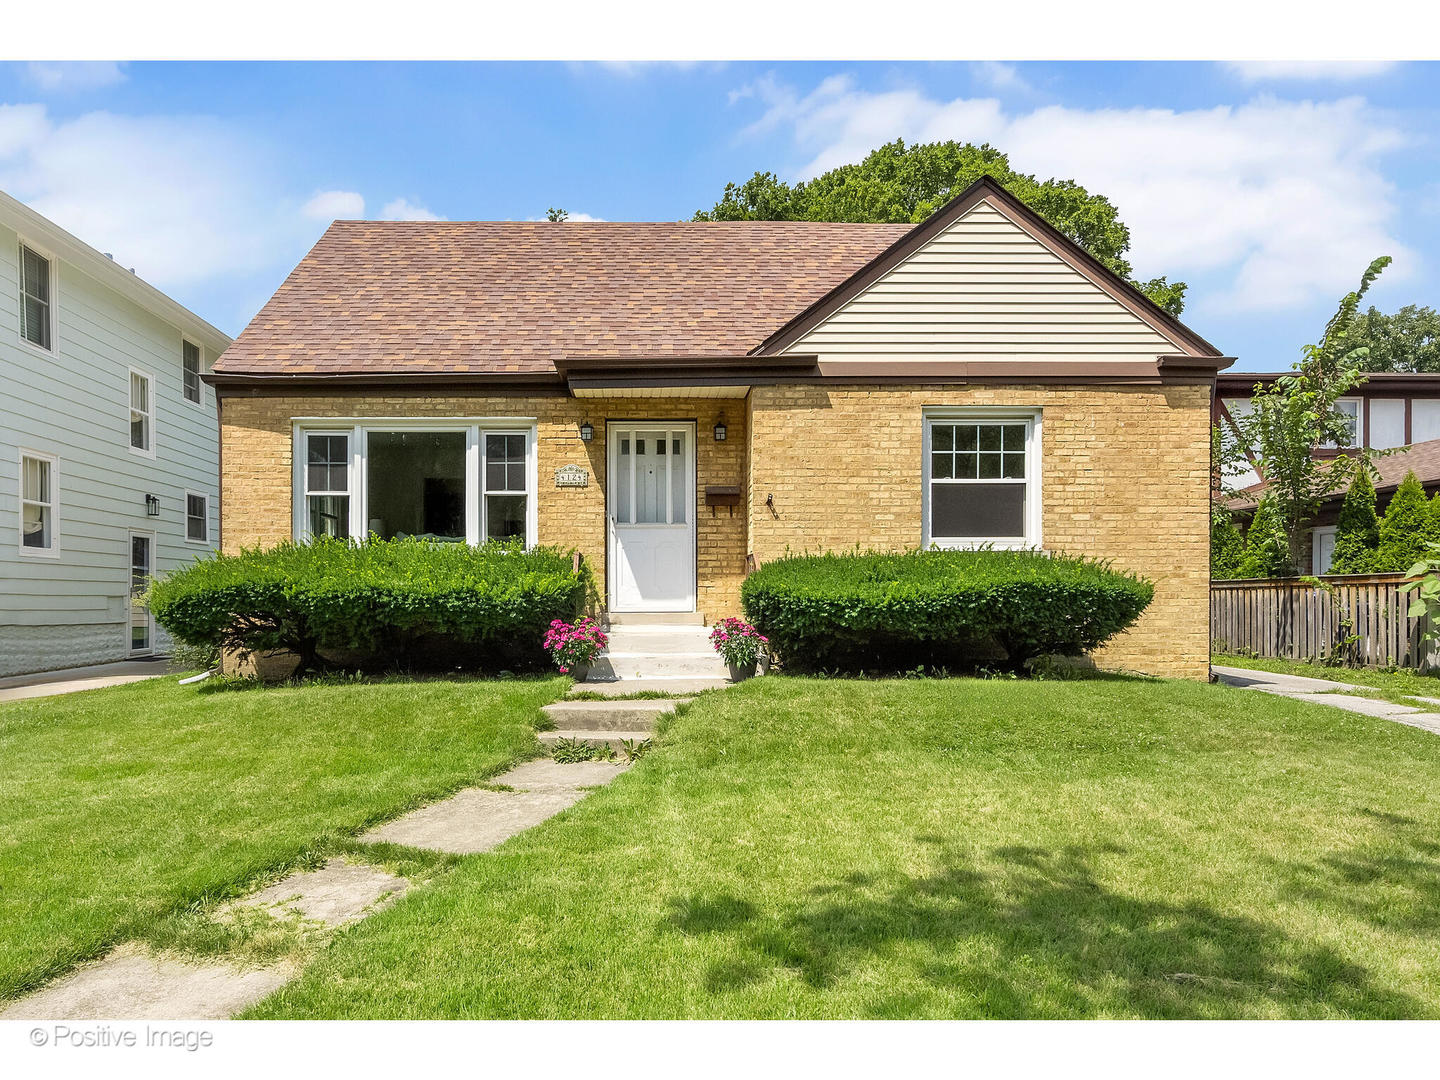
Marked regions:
[1237,496,1289,579]
[545,207,568,222]
[1328,470,1380,575]
[1340,304,1440,372]
[1211,504,1245,580]
[694,139,1188,315]
[1374,472,1438,572]
[1221,257,1392,574]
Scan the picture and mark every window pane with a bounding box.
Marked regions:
[671,432,686,525]
[130,413,148,450]
[932,451,953,480]
[485,434,526,493]
[22,456,47,502]
[22,503,48,548]
[186,495,207,541]
[131,372,148,410]
[1001,452,1026,479]
[306,435,348,493]
[977,453,1003,480]
[23,297,48,348]
[932,424,953,451]
[23,247,49,303]
[932,483,1026,539]
[366,431,466,540]
[955,452,978,479]
[1002,424,1026,451]
[485,494,527,540]
[183,341,201,402]
[978,426,1002,452]
[308,495,349,539]
[955,426,978,452]
[620,438,629,456]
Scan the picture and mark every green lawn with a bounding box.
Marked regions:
[1214,653,1440,705]
[248,675,1440,1020]
[0,674,564,1000]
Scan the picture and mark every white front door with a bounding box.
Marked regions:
[607,422,696,612]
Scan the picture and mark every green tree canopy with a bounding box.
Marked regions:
[1211,505,1245,580]
[694,139,1188,315]
[1340,304,1440,372]
[1237,496,1290,579]
[1374,472,1438,573]
[1328,469,1380,575]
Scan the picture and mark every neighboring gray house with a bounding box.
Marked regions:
[0,190,231,676]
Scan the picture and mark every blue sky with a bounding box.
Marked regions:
[2,60,1438,370]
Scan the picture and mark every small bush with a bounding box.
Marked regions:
[1375,472,1438,573]
[739,548,1154,675]
[1329,470,1380,575]
[148,537,587,675]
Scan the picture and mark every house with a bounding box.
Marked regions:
[210,177,1232,680]
[1218,371,1440,572]
[1,190,231,677]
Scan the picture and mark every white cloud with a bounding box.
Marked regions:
[969,62,1033,95]
[302,189,365,220]
[1224,61,1397,83]
[380,197,444,221]
[23,62,128,93]
[731,75,1413,312]
[0,103,312,288]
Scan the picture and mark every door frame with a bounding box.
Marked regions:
[128,528,155,656]
[605,420,698,613]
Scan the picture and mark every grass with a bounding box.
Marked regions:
[247,675,1440,1019]
[1214,653,1440,707]
[0,673,564,1000]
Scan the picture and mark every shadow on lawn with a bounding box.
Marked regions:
[664,844,1422,1019]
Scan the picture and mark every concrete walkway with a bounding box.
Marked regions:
[1213,664,1440,736]
[0,658,181,703]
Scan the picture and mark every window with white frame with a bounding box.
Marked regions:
[185,492,209,543]
[1329,399,1361,448]
[304,432,351,539]
[20,452,55,553]
[182,340,202,404]
[129,370,153,453]
[19,244,52,350]
[296,423,535,545]
[924,414,1038,548]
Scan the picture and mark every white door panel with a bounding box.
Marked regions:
[607,423,696,612]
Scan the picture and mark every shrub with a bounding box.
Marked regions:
[1237,495,1290,578]
[148,537,587,675]
[1375,472,1438,573]
[1328,469,1379,575]
[1210,505,1245,580]
[739,549,1154,675]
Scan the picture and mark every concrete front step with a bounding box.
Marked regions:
[606,612,706,626]
[541,699,677,732]
[596,654,729,679]
[569,677,729,697]
[604,627,714,655]
[540,730,654,749]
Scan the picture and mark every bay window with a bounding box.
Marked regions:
[295,421,536,545]
[923,411,1040,549]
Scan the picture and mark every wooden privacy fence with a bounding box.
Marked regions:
[1211,574,1436,669]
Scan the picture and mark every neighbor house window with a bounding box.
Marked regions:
[304,433,351,539]
[182,340,202,404]
[185,491,209,543]
[19,244,52,350]
[19,452,56,554]
[1326,399,1361,449]
[924,413,1039,548]
[129,370,153,454]
[296,422,535,546]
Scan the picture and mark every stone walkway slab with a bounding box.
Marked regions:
[1215,665,1440,736]
[0,658,182,703]
[216,857,409,927]
[360,788,585,854]
[492,758,629,792]
[0,943,292,1020]
[570,677,728,697]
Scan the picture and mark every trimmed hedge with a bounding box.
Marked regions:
[148,537,587,674]
[739,549,1154,674]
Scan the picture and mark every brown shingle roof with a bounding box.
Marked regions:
[1231,437,1440,511]
[214,220,912,377]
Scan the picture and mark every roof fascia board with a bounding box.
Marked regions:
[0,188,231,352]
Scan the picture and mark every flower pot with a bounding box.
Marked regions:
[727,660,757,682]
[567,663,591,683]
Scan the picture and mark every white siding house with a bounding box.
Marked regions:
[0,190,231,677]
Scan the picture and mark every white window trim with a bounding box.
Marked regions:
[17,448,60,559]
[922,408,1042,550]
[181,338,205,408]
[1329,397,1363,449]
[291,418,539,547]
[15,237,57,358]
[184,489,211,545]
[128,367,156,459]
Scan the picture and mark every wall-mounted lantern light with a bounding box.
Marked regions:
[714,416,728,442]
[145,494,160,517]
[579,421,594,442]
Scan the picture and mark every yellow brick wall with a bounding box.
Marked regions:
[747,383,1213,680]
[218,390,748,619]
[220,381,1211,678]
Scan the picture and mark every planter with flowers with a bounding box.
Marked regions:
[543,617,608,681]
[709,617,769,681]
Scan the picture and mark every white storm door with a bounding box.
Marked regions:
[607,423,696,612]
[129,531,154,655]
